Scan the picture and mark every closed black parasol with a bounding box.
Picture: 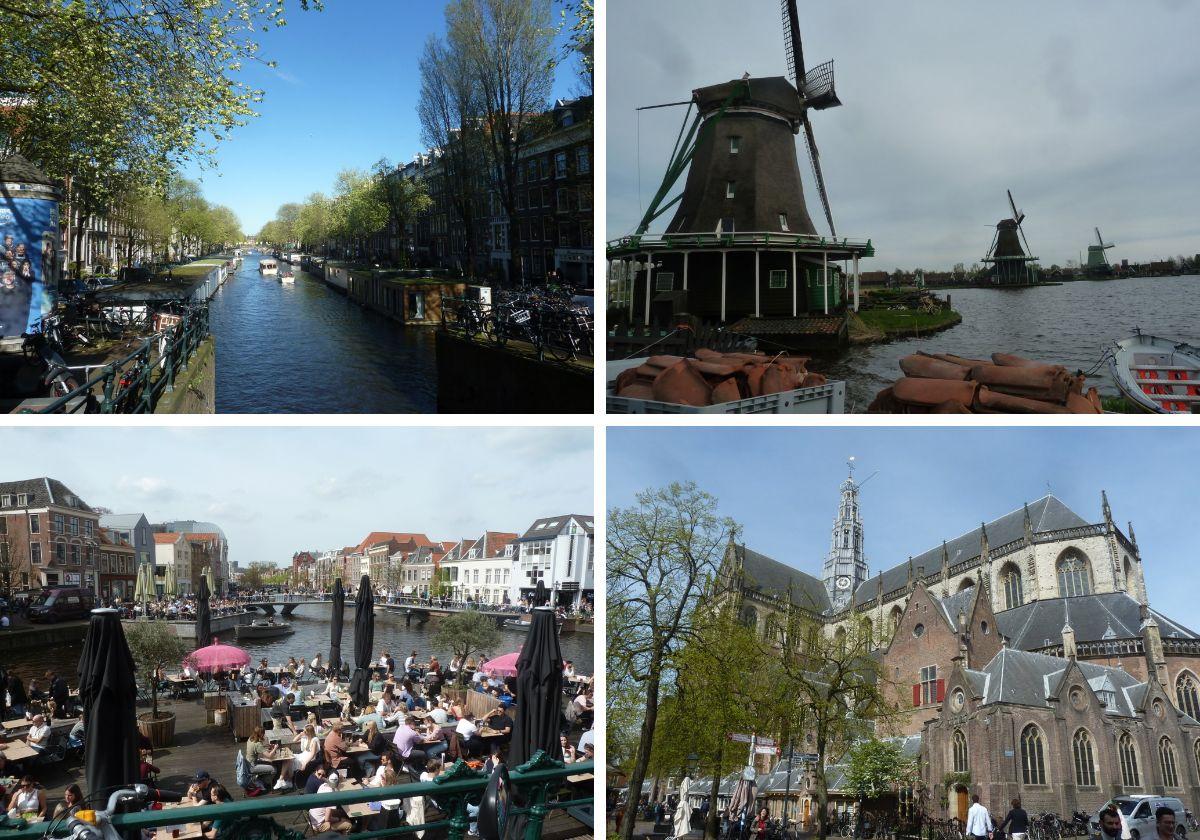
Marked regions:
[329,578,345,672]
[195,575,212,650]
[508,583,563,766]
[77,608,139,802]
[349,575,375,708]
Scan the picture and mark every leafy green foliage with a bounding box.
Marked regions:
[124,620,190,720]
[844,738,916,798]
[435,609,501,667]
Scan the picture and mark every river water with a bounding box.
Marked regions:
[2,607,594,684]
[209,254,437,413]
[817,274,1200,412]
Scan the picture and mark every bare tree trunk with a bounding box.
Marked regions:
[620,645,663,840]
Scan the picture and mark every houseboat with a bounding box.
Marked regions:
[259,258,278,276]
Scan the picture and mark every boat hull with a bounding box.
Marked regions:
[236,623,295,639]
[1109,332,1200,414]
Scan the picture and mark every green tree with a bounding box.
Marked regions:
[430,568,455,599]
[435,610,500,676]
[124,620,190,724]
[371,159,433,268]
[608,482,735,840]
[329,168,388,251]
[294,192,333,252]
[843,738,915,800]
[239,562,277,591]
[555,0,593,93]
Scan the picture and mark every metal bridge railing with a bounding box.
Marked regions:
[607,231,875,256]
[5,755,592,840]
[22,303,211,414]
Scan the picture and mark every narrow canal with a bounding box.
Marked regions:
[209,254,437,413]
[820,274,1200,411]
[2,608,594,683]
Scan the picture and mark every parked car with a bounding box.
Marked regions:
[27,587,96,623]
[1093,796,1189,840]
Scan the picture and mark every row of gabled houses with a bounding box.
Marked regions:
[0,477,229,601]
[290,513,594,610]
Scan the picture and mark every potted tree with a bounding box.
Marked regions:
[125,620,189,747]
[435,609,500,693]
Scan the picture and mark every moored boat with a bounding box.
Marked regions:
[1108,330,1200,413]
[236,618,295,639]
[280,271,295,284]
[259,258,278,276]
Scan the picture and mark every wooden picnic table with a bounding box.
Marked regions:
[336,780,379,820]
[2,742,40,761]
[566,772,594,784]
[266,747,295,763]
[478,727,506,739]
[2,719,30,731]
[154,802,205,840]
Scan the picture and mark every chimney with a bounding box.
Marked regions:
[1062,622,1077,660]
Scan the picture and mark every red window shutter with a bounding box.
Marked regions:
[913,684,922,707]
[936,679,946,703]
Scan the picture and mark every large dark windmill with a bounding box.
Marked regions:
[1083,227,1115,277]
[982,190,1039,285]
[606,0,873,345]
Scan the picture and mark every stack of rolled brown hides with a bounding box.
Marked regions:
[613,349,828,407]
[869,352,1102,414]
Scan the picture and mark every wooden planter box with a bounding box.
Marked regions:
[137,711,177,748]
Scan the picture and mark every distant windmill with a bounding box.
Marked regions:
[1083,226,1115,277]
[609,0,873,333]
[982,190,1039,285]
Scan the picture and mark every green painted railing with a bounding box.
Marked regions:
[22,303,211,414]
[607,231,875,257]
[1,755,592,840]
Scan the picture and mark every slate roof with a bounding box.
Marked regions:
[0,478,93,512]
[354,532,433,553]
[517,515,593,542]
[852,495,1089,607]
[0,154,57,186]
[997,591,1200,649]
[99,513,148,530]
[736,544,831,613]
[159,520,227,540]
[938,586,978,629]
[976,648,1145,715]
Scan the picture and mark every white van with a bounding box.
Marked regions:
[1093,796,1188,840]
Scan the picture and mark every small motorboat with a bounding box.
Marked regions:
[280,272,295,285]
[236,618,295,639]
[1109,330,1200,413]
[259,258,278,276]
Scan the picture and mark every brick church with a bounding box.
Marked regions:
[712,465,1200,819]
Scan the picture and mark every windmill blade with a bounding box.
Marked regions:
[802,116,836,237]
[781,0,805,85]
[1095,227,1105,247]
[1007,189,1025,226]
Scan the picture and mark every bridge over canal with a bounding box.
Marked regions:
[246,595,528,627]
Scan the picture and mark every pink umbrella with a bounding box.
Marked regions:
[481,651,521,677]
[184,640,250,673]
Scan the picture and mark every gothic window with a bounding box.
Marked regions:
[1160,737,1179,788]
[889,605,903,636]
[1176,672,1200,720]
[1073,729,1097,787]
[1020,724,1046,785]
[957,577,974,593]
[843,529,850,549]
[1194,739,1200,777]
[1000,562,1024,610]
[861,617,873,650]
[1057,550,1092,597]
[1118,732,1140,787]
[834,626,847,655]
[740,605,758,632]
[952,729,968,773]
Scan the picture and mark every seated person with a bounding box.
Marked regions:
[485,705,514,742]
[52,784,82,820]
[559,734,576,763]
[421,718,448,761]
[483,744,503,774]
[6,776,46,820]
[304,765,328,795]
[454,712,482,757]
[203,785,235,838]
[246,728,291,790]
[307,772,353,834]
[139,750,160,782]
[428,699,451,725]
[368,752,404,826]
[25,715,51,752]
[322,721,356,779]
[578,727,594,753]
[183,770,215,805]
[577,743,594,763]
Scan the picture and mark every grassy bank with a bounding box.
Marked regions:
[850,308,962,344]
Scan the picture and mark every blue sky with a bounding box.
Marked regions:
[2,426,592,568]
[185,0,585,233]
[608,427,1200,627]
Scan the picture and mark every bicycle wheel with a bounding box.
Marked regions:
[544,327,575,362]
[489,317,508,347]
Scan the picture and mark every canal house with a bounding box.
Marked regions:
[607,4,873,348]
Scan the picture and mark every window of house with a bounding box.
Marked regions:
[779,213,789,231]
[544,217,555,243]
[554,152,567,178]
[528,161,538,182]
[1073,729,1097,786]
[69,517,78,535]
[578,185,591,211]
[729,136,740,154]
[576,147,590,173]
[31,543,41,564]
[54,513,64,533]
[719,217,735,234]
[0,495,10,507]
[580,220,593,244]
[919,665,937,705]
[1021,725,1047,785]
[726,181,736,199]
[769,270,788,289]
[55,541,65,562]
[655,272,675,292]
[540,158,549,180]
[952,729,968,773]
[541,186,551,208]
[1160,737,1179,787]
[557,188,569,211]
[16,493,28,506]
[558,222,573,247]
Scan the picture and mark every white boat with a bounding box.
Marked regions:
[1108,330,1200,413]
[280,272,295,285]
[259,259,278,276]
[236,619,295,639]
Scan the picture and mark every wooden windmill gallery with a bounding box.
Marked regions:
[607,0,875,349]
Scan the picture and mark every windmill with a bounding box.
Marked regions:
[1083,227,1115,276]
[609,1,873,335]
[982,189,1039,285]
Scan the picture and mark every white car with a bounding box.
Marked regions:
[1093,796,1188,840]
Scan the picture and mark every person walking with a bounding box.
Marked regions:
[998,799,1028,840]
[965,794,994,840]
[1155,807,1178,840]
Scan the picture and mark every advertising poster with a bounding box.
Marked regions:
[0,195,57,338]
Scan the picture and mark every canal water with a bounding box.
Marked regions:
[2,607,594,684]
[209,254,437,413]
[818,274,1200,412]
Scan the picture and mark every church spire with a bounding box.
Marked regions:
[823,457,869,612]
[1102,490,1113,527]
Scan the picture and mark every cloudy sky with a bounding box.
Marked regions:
[609,427,1200,629]
[607,0,1200,269]
[3,426,592,567]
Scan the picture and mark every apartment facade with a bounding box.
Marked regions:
[98,529,137,601]
[0,477,100,592]
[441,532,518,605]
[511,514,594,609]
[153,532,193,595]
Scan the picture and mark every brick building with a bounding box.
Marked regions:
[0,477,100,592]
[98,528,137,601]
[712,469,1200,819]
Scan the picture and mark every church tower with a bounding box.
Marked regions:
[823,458,870,611]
